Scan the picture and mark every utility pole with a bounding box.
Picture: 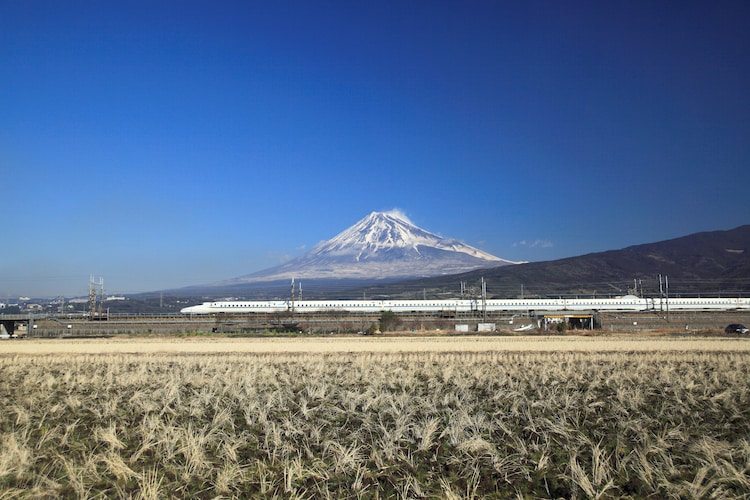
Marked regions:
[88,275,104,319]
[89,276,95,318]
[659,274,664,312]
[481,277,487,321]
[98,277,104,318]
[290,278,295,313]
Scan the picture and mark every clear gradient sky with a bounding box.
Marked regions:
[2,1,749,297]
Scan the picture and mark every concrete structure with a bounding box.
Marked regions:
[540,314,595,331]
[0,314,34,337]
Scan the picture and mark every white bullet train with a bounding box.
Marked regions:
[180,296,750,315]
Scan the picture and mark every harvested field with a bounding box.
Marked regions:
[3,334,750,355]
[1,336,750,498]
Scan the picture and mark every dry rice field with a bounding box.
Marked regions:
[2,335,750,498]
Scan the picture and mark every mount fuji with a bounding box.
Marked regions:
[219,211,521,286]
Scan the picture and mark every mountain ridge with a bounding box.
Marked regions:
[356,224,750,298]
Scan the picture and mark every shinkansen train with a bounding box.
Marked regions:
[180,296,750,315]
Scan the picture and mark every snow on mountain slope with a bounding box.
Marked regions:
[225,211,522,283]
[312,211,504,261]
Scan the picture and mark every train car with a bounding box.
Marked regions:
[180,301,289,314]
[649,297,750,311]
[481,296,648,313]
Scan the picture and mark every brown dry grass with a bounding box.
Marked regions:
[3,334,750,355]
[1,336,749,497]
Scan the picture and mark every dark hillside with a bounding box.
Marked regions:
[357,225,750,299]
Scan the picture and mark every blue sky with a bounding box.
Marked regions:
[2,1,749,297]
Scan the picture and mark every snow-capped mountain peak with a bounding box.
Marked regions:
[314,211,503,262]
[226,211,522,283]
